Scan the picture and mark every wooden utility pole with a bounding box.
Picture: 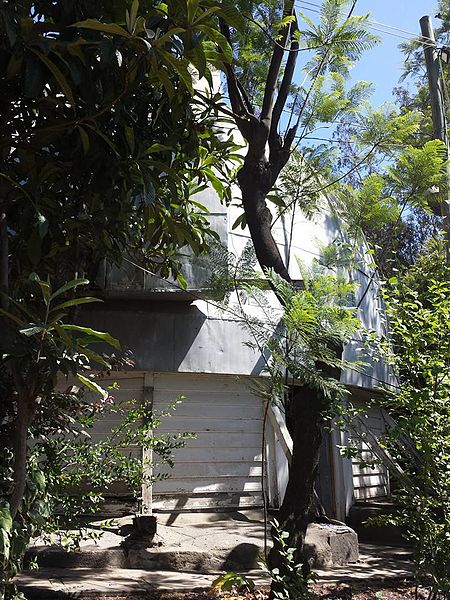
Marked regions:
[420,15,450,259]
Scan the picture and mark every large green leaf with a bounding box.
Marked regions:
[19,325,45,337]
[196,25,232,62]
[50,279,89,301]
[154,27,186,47]
[71,19,132,38]
[0,529,10,561]
[156,50,194,94]
[0,507,12,533]
[77,374,108,400]
[31,49,75,106]
[61,325,120,349]
[50,297,103,314]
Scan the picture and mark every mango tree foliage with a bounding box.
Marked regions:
[0,0,239,286]
[0,2,243,597]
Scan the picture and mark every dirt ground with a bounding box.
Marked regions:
[90,580,434,600]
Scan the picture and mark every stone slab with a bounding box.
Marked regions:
[17,544,414,599]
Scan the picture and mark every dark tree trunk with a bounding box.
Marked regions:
[10,367,37,519]
[238,159,291,282]
[267,385,324,597]
[10,396,34,518]
[221,7,347,595]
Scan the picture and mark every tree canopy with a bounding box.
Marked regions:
[0,0,238,287]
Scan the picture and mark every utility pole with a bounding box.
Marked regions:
[420,15,450,262]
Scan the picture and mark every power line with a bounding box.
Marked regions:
[297,0,435,42]
[294,1,436,49]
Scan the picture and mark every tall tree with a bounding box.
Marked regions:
[217,0,378,581]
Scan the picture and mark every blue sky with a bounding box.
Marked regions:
[349,0,440,105]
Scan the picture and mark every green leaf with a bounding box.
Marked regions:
[71,19,132,38]
[0,529,10,561]
[50,279,89,301]
[77,374,108,400]
[143,143,173,155]
[154,27,186,47]
[176,272,187,289]
[130,0,139,30]
[0,506,12,533]
[61,325,120,349]
[78,126,90,154]
[0,307,26,326]
[156,50,193,94]
[196,25,232,63]
[30,49,75,106]
[186,43,207,78]
[187,0,199,23]
[19,325,45,337]
[2,295,40,322]
[124,125,135,154]
[33,470,46,492]
[38,279,51,305]
[216,3,244,29]
[79,348,111,368]
[50,297,103,314]
[154,67,175,99]
[85,124,119,156]
[192,6,221,25]
[232,212,246,230]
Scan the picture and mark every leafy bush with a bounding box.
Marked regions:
[375,275,450,599]
[0,278,190,600]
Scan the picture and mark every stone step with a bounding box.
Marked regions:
[346,501,406,544]
[26,518,359,573]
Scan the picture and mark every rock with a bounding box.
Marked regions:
[303,523,358,568]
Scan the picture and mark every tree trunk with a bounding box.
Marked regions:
[10,382,36,519]
[268,385,324,597]
[238,159,291,282]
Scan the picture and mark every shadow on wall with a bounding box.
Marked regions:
[79,300,208,372]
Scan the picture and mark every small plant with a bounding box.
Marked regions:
[264,520,318,600]
[211,571,256,594]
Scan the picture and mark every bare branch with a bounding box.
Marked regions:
[260,0,295,125]
[269,13,299,146]
[219,19,257,140]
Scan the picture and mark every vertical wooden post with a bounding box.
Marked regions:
[330,426,354,522]
[420,16,450,259]
[266,418,279,508]
[141,372,154,515]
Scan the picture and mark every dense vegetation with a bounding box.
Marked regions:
[1,0,450,599]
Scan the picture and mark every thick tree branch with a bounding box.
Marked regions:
[220,19,257,141]
[269,14,299,147]
[260,0,294,125]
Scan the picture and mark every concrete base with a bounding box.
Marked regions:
[27,511,358,573]
[17,545,415,599]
